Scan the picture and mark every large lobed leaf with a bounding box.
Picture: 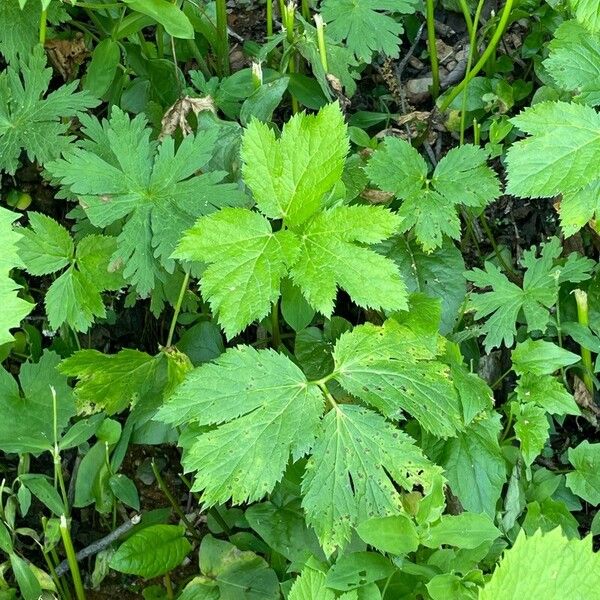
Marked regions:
[46,107,245,296]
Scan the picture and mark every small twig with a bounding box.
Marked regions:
[55,515,141,577]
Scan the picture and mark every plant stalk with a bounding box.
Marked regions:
[166,271,190,348]
[60,516,86,600]
[439,0,514,111]
[270,301,281,348]
[215,0,230,75]
[425,0,440,98]
[267,0,273,37]
[39,8,48,44]
[574,289,594,392]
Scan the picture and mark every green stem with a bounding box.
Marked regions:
[179,474,232,535]
[186,39,211,77]
[317,382,339,410]
[283,3,299,113]
[164,572,174,600]
[270,301,281,348]
[215,0,230,75]
[439,0,514,111]
[60,516,86,600]
[52,387,70,516]
[267,0,273,37]
[425,0,440,98]
[39,8,48,44]
[72,1,121,8]
[151,461,200,541]
[156,24,165,57]
[457,0,474,40]
[459,0,486,144]
[166,271,190,348]
[500,410,513,443]
[574,289,594,392]
[301,0,310,20]
[314,14,328,72]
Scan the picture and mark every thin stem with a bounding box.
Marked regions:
[478,212,520,282]
[178,474,232,535]
[425,0,440,98]
[574,289,594,392]
[491,368,511,390]
[39,8,48,44]
[267,0,273,37]
[457,0,474,40]
[52,387,70,516]
[186,39,211,77]
[314,14,328,72]
[151,461,200,541]
[500,410,513,443]
[164,572,174,600]
[317,382,339,410]
[166,271,190,348]
[283,2,299,113]
[439,0,514,111]
[301,0,310,19]
[72,1,121,8]
[215,0,230,75]
[459,0,486,144]
[270,301,281,348]
[60,516,86,600]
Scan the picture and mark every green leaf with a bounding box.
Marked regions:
[59,349,158,415]
[290,566,335,600]
[157,347,324,505]
[281,279,316,332]
[241,102,348,227]
[289,205,407,316]
[523,499,581,539]
[437,414,506,517]
[122,0,194,38]
[332,321,463,437]
[0,46,98,175]
[9,553,42,600]
[302,405,442,555]
[0,351,74,454]
[198,535,280,599]
[479,528,600,599]
[325,552,395,590]
[466,238,565,351]
[570,0,600,32]
[566,441,600,504]
[19,474,65,516]
[321,0,415,61]
[545,21,600,106]
[420,513,501,549]
[110,525,191,578]
[367,140,500,251]
[380,236,466,334]
[18,212,73,274]
[174,208,299,339]
[109,474,140,511]
[0,207,33,345]
[84,38,121,98]
[355,515,420,555]
[514,404,549,467]
[506,101,600,236]
[515,373,580,416]
[511,339,581,376]
[46,107,244,295]
[0,521,13,553]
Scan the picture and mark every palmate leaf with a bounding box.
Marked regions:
[506,101,600,236]
[0,46,98,175]
[466,237,594,351]
[240,102,349,227]
[320,0,416,62]
[157,319,444,554]
[545,21,600,107]
[178,104,407,338]
[367,138,500,251]
[174,208,300,339]
[480,528,600,599]
[0,351,75,454]
[289,205,407,316]
[570,0,600,32]
[46,107,246,296]
[18,213,124,332]
[332,320,462,437]
[566,441,600,505]
[0,207,33,345]
[0,0,68,64]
